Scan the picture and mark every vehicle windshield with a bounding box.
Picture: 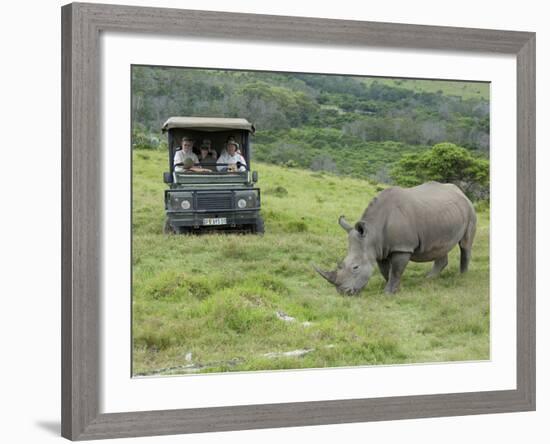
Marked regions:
[169,129,250,175]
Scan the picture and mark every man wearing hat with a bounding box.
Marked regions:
[174,136,198,172]
[217,139,246,172]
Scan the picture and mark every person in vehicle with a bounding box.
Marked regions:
[181,157,212,173]
[198,143,217,169]
[217,140,246,172]
[223,136,243,155]
[201,139,217,160]
[219,136,237,156]
[174,137,198,172]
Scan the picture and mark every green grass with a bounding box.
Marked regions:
[132,149,490,376]
[361,78,490,101]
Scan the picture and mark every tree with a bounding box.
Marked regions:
[310,154,338,173]
[390,143,489,200]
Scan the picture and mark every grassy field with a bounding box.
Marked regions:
[132,149,490,376]
[361,78,490,101]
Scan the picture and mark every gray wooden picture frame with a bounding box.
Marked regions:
[61,2,536,440]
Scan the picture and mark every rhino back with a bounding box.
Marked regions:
[363,182,475,261]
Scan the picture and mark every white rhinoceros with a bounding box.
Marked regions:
[315,181,477,294]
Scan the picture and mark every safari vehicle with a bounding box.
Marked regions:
[162,117,264,234]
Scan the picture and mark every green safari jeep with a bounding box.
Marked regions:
[162,117,264,234]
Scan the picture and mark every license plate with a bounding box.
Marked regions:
[203,217,227,226]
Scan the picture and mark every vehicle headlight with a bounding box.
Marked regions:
[235,191,258,208]
[169,192,193,211]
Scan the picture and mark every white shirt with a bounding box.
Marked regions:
[174,149,199,172]
[216,151,247,172]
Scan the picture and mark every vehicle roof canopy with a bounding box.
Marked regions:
[162,117,255,133]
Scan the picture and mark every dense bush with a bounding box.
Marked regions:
[252,127,432,181]
[390,143,489,200]
[132,123,164,150]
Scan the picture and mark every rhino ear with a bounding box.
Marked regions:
[355,221,367,237]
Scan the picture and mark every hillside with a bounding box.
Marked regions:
[132,149,490,376]
[132,67,491,170]
[132,67,490,187]
[361,78,489,101]
[252,127,431,181]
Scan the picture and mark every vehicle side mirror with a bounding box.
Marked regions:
[163,172,173,184]
[252,171,258,183]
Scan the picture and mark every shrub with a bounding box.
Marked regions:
[132,123,162,150]
[390,142,489,200]
[265,186,289,197]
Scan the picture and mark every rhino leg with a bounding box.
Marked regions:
[377,258,390,282]
[459,246,471,273]
[427,254,448,278]
[384,252,411,294]
[459,218,476,273]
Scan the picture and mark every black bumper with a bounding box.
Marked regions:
[166,209,261,228]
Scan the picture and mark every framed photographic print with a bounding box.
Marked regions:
[61,2,535,440]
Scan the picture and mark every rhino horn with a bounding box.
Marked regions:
[338,215,353,233]
[313,264,338,285]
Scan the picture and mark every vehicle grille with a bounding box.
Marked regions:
[196,193,233,210]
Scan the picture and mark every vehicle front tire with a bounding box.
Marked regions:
[163,219,177,234]
[252,216,265,235]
